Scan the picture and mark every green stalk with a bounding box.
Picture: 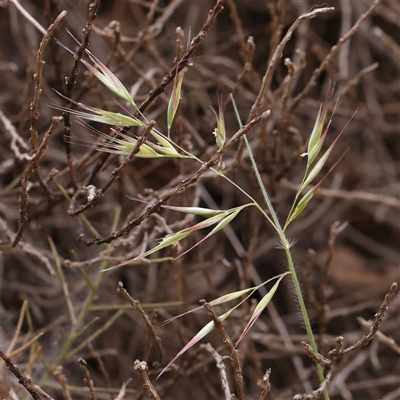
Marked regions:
[239,131,329,399]
[282,238,328,399]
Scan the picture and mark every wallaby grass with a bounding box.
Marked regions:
[1,1,399,399]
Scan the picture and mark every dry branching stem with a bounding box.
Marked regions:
[293,370,332,400]
[296,282,398,399]
[78,357,97,400]
[13,116,63,247]
[258,368,272,400]
[201,300,246,400]
[53,366,72,400]
[30,10,66,152]
[11,9,66,247]
[123,0,159,64]
[201,343,232,400]
[117,281,164,364]
[248,6,335,121]
[0,110,30,161]
[0,349,54,400]
[136,0,225,115]
[291,0,382,111]
[356,316,400,355]
[330,282,398,359]
[134,360,161,400]
[63,0,101,188]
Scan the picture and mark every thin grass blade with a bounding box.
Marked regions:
[157,309,232,379]
[167,68,185,136]
[235,275,286,347]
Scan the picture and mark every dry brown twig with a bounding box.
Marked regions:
[133,360,161,400]
[357,317,400,355]
[200,343,232,400]
[232,36,255,99]
[330,282,398,360]
[0,110,30,161]
[293,370,333,400]
[269,52,307,183]
[201,300,246,400]
[10,8,66,247]
[62,0,101,188]
[142,310,160,363]
[78,357,97,400]
[248,6,335,122]
[136,0,225,115]
[226,0,246,56]
[114,378,132,400]
[258,368,272,400]
[117,281,164,364]
[373,26,400,59]
[291,0,382,112]
[337,62,379,100]
[275,53,307,136]
[53,366,72,400]
[13,116,63,247]
[6,333,44,359]
[0,349,54,400]
[296,282,398,399]
[30,10,66,151]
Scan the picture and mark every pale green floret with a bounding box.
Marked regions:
[235,276,285,347]
[211,288,257,305]
[119,143,160,158]
[162,205,224,216]
[53,102,142,128]
[195,308,232,340]
[214,105,226,149]
[287,188,314,224]
[211,105,226,149]
[82,57,137,108]
[100,110,143,127]
[307,105,327,158]
[137,231,192,261]
[180,211,230,233]
[167,69,185,136]
[253,278,281,315]
[97,139,161,158]
[302,147,331,189]
[96,135,187,159]
[307,137,324,166]
[150,129,178,152]
[208,208,241,235]
[146,143,188,158]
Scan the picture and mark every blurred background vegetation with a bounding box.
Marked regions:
[1,1,399,399]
